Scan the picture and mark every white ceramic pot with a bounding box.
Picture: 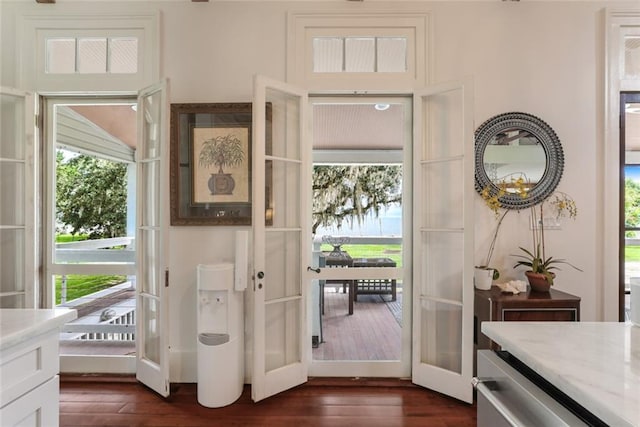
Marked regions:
[474,268,494,290]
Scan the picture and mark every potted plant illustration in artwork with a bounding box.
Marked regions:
[198,134,245,195]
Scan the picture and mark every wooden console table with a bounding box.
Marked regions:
[474,286,581,352]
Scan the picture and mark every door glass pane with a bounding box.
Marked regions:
[420,232,463,302]
[422,160,464,230]
[270,160,300,229]
[0,93,25,159]
[265,230,301,301]
[140,161,159,227]
[266,88,300,161]
[421,91,464,159]
[140,229,159,296]
[419,299,462,374]
[265,300,300,372]
[141,91,162,159]
[0,228,25,295]
[0,162,25,225]
[142,296,160,364]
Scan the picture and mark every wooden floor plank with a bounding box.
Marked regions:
[313,291,401,361]
[60,377,476,427]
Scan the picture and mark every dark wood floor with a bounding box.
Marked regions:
[60,376,476,427]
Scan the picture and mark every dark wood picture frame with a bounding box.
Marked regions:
[170,103,269,225]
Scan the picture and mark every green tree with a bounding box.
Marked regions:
[626,178,640,237]
[312,165,402,234]
[56,151,128,239]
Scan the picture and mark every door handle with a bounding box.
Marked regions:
[307,266,321,273]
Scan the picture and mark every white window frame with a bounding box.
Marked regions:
[287,11,431,92]
[17,11,159,92]
[605,9,640,321]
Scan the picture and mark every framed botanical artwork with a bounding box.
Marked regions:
[170,103,271,225]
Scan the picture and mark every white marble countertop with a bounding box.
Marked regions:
[482,321,640,427]
[0,308,77,350]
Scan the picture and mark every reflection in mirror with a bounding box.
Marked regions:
[475,112,564,209]
[483,127,546,191]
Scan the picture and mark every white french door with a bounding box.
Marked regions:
[411,79,475,403]
[0,87,35,309]
[135,79,170,397]
[252,75,310,402]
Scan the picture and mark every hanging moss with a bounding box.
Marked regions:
[312,165,402,234]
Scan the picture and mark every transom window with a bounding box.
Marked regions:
[313,36,407,73]
[288,12,428,91]
[46,37,138,74]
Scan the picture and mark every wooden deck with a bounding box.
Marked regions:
[59,288,403,360]
[313,290,402,360]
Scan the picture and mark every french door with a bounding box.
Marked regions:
[411,78,475,403]
[0,87,35,309]
[251,75,311,402]
[135,79,170,397]
[251,75,473,402]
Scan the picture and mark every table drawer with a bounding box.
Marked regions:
[0,331,58,407]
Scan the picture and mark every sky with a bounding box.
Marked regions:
[626,166,640,182]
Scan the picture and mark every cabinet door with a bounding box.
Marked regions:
[0,376,59,427]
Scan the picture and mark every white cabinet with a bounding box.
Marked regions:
[0,309,77,427]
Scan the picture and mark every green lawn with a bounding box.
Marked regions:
[627,246,640,262]
[56,274,127,305]
[56,234,89,243]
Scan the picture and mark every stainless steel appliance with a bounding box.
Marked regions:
[475,350,607,426]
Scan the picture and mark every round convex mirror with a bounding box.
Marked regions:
[474,112,564,209]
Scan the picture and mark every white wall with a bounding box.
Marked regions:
[0,0,615,382]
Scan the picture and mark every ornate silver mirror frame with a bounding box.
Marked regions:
[474,112,564,209]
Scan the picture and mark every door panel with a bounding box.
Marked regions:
[252,75,310,402]
[135,79,170,397]
[412,79,474,403]
[0,87,34,308]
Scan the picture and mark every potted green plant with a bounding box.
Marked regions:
[199,134,245,195]
[475,176,526,289]
[512,192,582,291]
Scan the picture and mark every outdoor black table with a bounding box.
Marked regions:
[351,257,397,302]
[320,251,354,315]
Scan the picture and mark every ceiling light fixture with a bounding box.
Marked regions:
[374,103,390,111]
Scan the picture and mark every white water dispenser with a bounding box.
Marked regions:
[196,262,244,407]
